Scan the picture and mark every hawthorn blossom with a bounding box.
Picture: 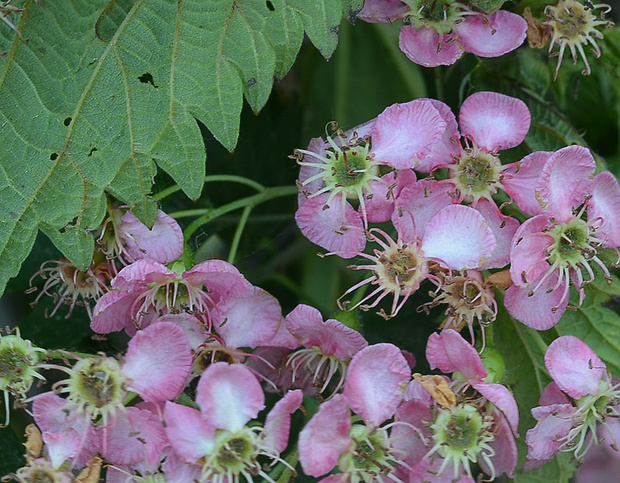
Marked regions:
[96,205,184,269]
[394,330,518,481]
[504,146,620,329]
[298,343,412,480]
[32,322,191,468]
[430,91,531,207]
[28,257,110,319]
[295,98,453,254]
[164,362,302,482]
[525,335,620,469]
[90,258,254,334]
[544,0,614,80]
[358,0,527,67]
[284,303,368,396]
[340,203,496,319]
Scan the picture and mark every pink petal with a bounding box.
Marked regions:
[473,382,519,434]
[474,199,520,270]
[366,173,397,223]
[455,11,527,58]
[295,192,366,257]
[525,404,578,467]
[162,449,202,481]
[371,99,447,169]
[99,407,168,466]
[263,390,303,453]
[285,304,368,359]
[184,259,254,300]
[90,290,138,334]
[163,402,215,463]
[393,400,434,465]
[343,343,410,426]
[122,322,191,402]
[459,91,530,152]
[214,288,283,348]
[536,145,595,222]
[393,178,455,241]
[502,151,552,215]
[111,258,174,288]
[509,215,553,287]
[421,205,496,269]
[196,362,265,431]
[120,210,183,264]
[504,278,568,330]
[33,393,96,467]
[152,313,208,350]
[426,330,487,381]
[415,99,461,172]
[358,0,408,23]
[399,26,463,67]
[539,381,571,405]
[481,414,518,478]
[588,171,620,247]
[298,137,328,204]
[298,395,352,477]
[545,335,606,398]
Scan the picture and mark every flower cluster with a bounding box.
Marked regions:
[294,90,620,332]
[357,0,528,67]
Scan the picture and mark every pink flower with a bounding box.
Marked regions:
[285,304,368,396]
[359,1,527,67]
[525,336,620,469]
[396,330,519,481]
[97,206,184,268]
[504,146,620,329]
[430,92,531,206]
[164,362,302,481]
[298,343,411,479]
[295,99,451,254]
[32,322,191,468]
[90,258,253,334]
[340,203,496,319]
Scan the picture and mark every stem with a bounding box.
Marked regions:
[178,185,298,240]
[228,205,252,264]
[335,20,351,124]
[154,175,266,201]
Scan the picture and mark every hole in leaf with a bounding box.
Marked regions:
[138,72,158,88]
[50,153,58,161]
[63,117,72,126]
[266,0,275,11]
[247,78,257,88]
[87,147,98,157]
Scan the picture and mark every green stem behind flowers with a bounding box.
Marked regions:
[172,185,298,240]
[154,175,266,201]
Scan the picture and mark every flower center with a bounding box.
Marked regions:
[561,378,620,460]
[0,333,43,397]
[450,145,503,203]
[428,403,496,480]
[201,428,262,480]
[544,0,613,78]
[340,228,430,319]
[339,424,396,478]
[406,0,470,35]
[429,271,497,333]
[66,356,127,421]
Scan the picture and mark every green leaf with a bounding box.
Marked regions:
[494,307,578,481]
[555,272,620,378]
[0,0,358,296]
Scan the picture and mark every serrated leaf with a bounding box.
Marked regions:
[0,0,357,296]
